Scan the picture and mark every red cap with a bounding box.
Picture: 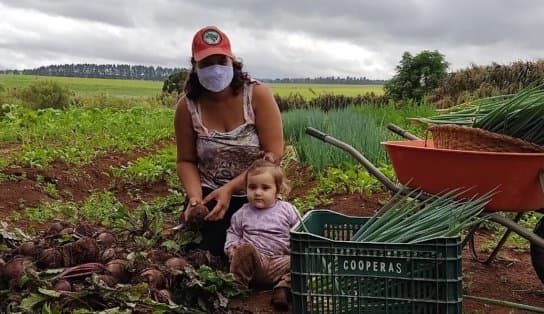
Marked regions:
[191,26,235,62]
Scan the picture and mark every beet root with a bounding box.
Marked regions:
[96,232,116,248]
[62,237,99,266]
[74,222,96,237]
[185,205,209,231]
[140,269,166,289]
[46,221,71,236]
[101,248,116,262]
[165,257,188,270]
[59,227,74,235]
[105,259,130,283]
[14,241,38,257]
[155,289,172,303]
[53,279,72,292]
[3,257,34,288]
[97,274,118,287]
[39,248,64,268]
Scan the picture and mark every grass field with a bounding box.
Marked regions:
[0,74,163,97]
[0,74,383,98]
[270,83,383,97]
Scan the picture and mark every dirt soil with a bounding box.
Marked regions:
[1,144,543,313]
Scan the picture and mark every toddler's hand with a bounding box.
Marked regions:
[227,244,240,260]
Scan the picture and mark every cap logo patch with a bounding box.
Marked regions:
[203,30,221,45]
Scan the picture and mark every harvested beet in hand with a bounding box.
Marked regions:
[185,204,209,231]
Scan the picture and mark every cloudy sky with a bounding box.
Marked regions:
[1,0,543,80]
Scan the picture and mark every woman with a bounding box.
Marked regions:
[174,25,284,256]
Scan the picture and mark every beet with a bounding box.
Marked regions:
[59,227,74,235]
[46,222,67,235]
[157,289,172,303]
[53,279,72,291]
[3,257,33,288]
[147,249,172,264]
[185,204,209,231]
[96,232,115,248]
[97,274,118,287]
[101,248,116,262]
[62,237,99,266]
[39,248,64,268]
[74,237,99,261]
[0,257,5,279]
[105,259,130,283]
[140,269,166,289]
[14,241,38,257]
[165,257,188,270]
[186,249,211,268]
[74,222,96,237]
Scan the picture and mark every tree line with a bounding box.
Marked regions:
[0,64,185,81]
[261,76,385,85]
[1,64,384,84]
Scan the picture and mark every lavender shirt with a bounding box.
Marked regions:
[225,200,300,257]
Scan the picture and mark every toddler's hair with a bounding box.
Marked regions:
[246,159,290,196]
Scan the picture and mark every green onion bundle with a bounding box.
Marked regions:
[414,85,544,146]
[351,187,493,243]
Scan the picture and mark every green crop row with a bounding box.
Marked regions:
[0,105,174,168]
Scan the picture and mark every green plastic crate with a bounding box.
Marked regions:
[290,210,463,314]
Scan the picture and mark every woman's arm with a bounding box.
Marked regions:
[252,83,284,164]
[174,97,203,215]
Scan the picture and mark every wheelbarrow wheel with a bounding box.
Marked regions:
[530,215,544,284]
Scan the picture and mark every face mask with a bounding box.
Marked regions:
[196,64,234,92]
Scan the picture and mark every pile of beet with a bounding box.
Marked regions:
[0,219,241,313]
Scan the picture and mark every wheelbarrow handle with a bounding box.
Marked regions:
[305,127,401,194]
[386,123,421,140]
[305,127,328,141]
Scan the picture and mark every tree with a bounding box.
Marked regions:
[162,70,189,94]
[384,50,448,101]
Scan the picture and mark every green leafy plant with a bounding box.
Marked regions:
[18,80,73,110]
[291,164,386,214]
[111,145,178,185]
[1,105,173,169]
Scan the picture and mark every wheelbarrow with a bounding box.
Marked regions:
[305,125,544,285]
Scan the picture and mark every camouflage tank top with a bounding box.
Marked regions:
[186,82,262,195]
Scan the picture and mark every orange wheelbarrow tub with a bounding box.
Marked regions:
[383,140,544,211]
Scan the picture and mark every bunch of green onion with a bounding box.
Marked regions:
[351,187,493,243]
[414,85,544,146]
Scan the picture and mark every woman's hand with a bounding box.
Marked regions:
[183,197,203,222]
[203,185,233,221]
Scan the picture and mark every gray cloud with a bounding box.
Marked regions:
[1,0,543,79]
[1,0,135,27]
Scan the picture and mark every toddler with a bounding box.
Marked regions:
[225,159,299,311]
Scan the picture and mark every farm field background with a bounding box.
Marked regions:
[0,74,542,313]
[0,74,383,98]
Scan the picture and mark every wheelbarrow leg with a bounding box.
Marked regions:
[462,223,481,249]
[468,212,524,264]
